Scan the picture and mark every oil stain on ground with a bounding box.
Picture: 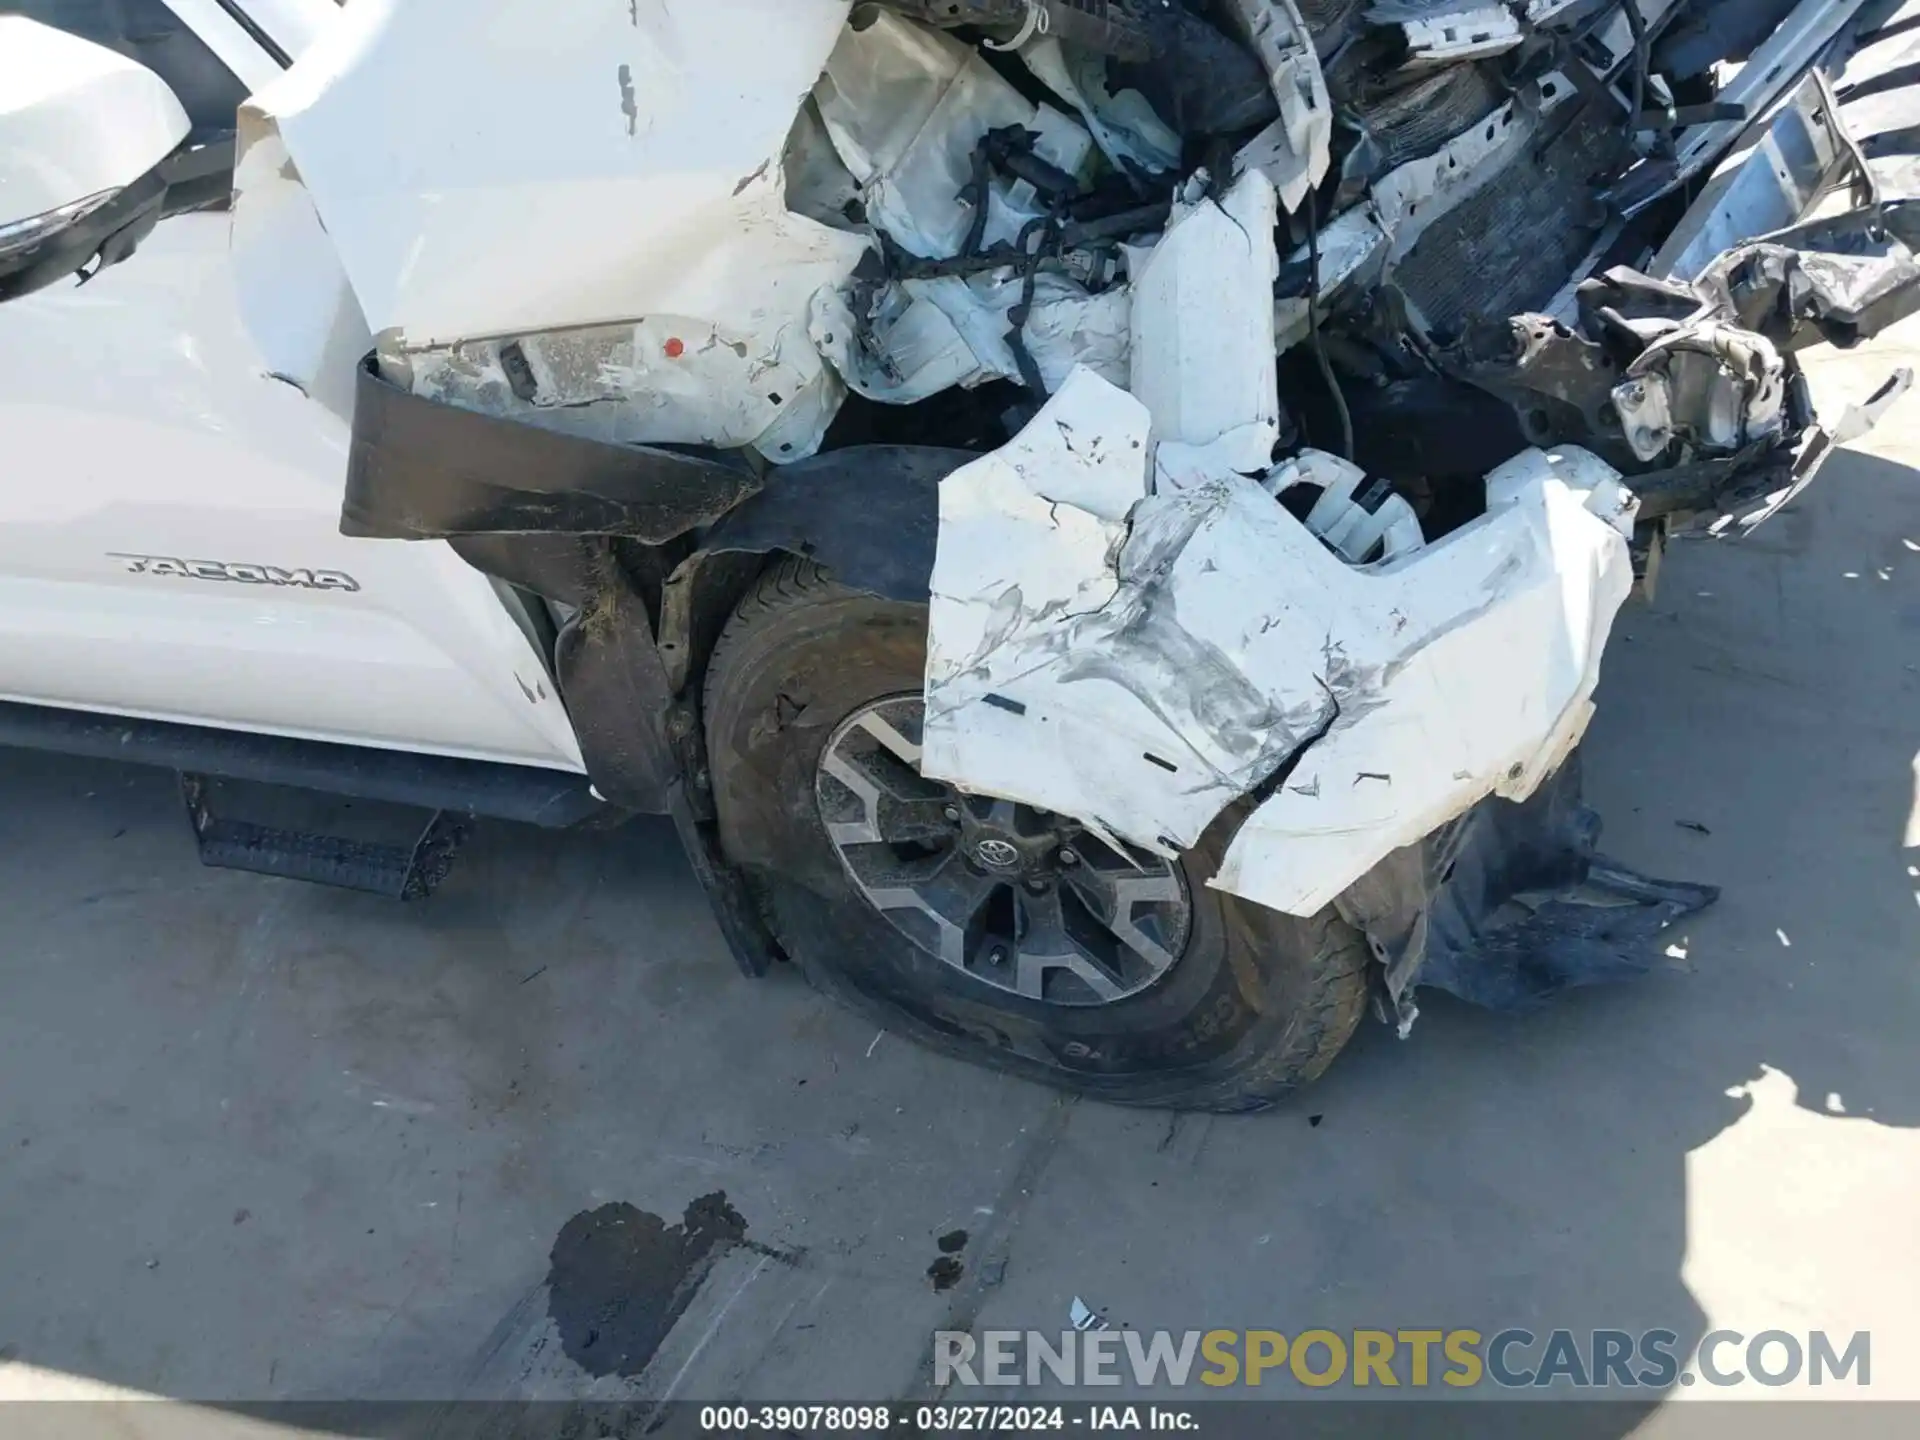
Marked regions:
[927,1227,968,1291]
[546,1193,748,1378]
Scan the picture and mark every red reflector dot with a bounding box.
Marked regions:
[663,337,686,359]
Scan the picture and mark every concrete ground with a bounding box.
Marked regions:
[1,342,1916,1437]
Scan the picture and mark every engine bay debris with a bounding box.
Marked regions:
[253,0,1920,1023]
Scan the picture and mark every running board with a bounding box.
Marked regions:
[180,772,470,900]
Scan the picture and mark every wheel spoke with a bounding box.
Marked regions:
[1014,886,1125,1003]
[818,695,1192,1008]
[863,855,998,969]
[820,704,950,847]
[852,709,923,769]
[1059,843,1184,984]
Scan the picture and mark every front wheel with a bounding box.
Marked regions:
[702,557,1370,1111]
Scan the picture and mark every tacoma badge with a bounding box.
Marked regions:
[109,554,361,592]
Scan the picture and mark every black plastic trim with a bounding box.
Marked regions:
[343,357,764,546]
[0,701,602,829]
[208,0,295,68]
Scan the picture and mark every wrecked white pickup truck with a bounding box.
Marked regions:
[4,0,1920,1108]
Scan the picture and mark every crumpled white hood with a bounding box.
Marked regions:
[248,0,866,349]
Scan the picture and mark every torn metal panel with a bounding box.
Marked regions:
[1018,36,1182,176]
[396,312,846,464]
[1220,0,1335,211]
[1691,201,1920,352]
[1613,322,1788,462]
[924,374,1328,856]
[256,0,868,345]
[1448,300,1792,473]
[924,368,1637,919]
[814,9,1094,259]
[251,0,872,464]
[815,268,1131,403]
[1720,364,1914,533]
[1214,445,1636,917]
[1129,171,1282,471]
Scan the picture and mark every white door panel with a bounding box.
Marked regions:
[0,212,587,771]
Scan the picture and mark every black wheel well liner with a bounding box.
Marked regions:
[340,361,975,973]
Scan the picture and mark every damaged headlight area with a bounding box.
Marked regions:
[270,0,1920,1037]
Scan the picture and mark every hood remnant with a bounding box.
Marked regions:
[241,0,873,464]
[283,0,1920,1022]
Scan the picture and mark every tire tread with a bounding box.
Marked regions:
[705,555,1370,1113]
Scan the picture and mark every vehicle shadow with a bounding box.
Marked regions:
[826,442,1920,1432]
[0,452,1913,1436]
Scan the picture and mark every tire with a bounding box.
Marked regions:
[703,556,1370,1112]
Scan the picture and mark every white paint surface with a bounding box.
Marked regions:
[1129,172,1281,473]
[229,112,370,424]
[0,212,585,770]
[255,0,867,349]
[1217,445,1637,915]
[1397,6,1526,66]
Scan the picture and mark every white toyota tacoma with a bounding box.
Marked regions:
[3,0,1917,1109]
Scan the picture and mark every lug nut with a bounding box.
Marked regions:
[1058,848,1079,866]
[943,805,962,822]
[988,946,1008,965]
[1026,878,1049,894]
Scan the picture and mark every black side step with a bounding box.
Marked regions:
[181,773,470,900]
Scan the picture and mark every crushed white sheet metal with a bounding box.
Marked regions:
[250,0,1920,950]
[922,368,1637,917]
[815,9,1095,259]
[1131,170,1282,473]
[243,0,873,462]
